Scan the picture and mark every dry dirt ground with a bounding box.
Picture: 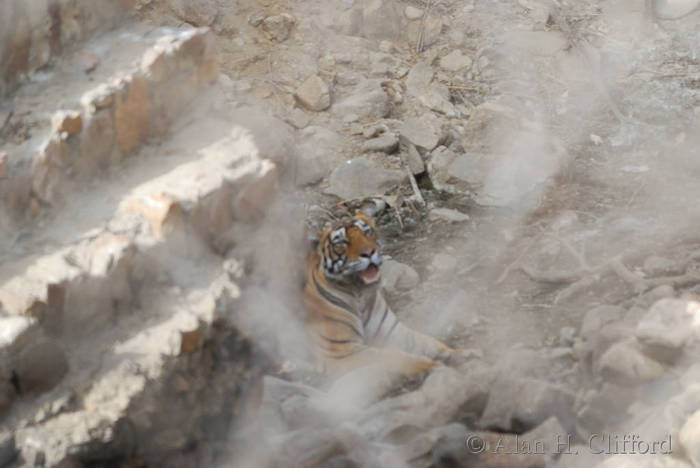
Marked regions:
[139,0,700,466]
[125,0,700,466]
[1,0,700,466]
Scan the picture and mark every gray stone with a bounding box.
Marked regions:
[679,409,700,466]
[404,6,423,20]
[479,377,576,432]
[361,0,401,40]
[596,340,665,386]
[429,208,470,223]
[362,123,389,139]
[399,115,442,152]
[636,299,699,363]
[333,80,391,121]
[295,75,331,112]
[406,15,443,49]
[325,158,405,200]
[381,259,419,294]
[427,147,484,194]
[405,62,455,116]
[362,134,398,154]
[439,50,472,72]
[580,305,624,340]
[170,0,218,26]
[262,14,296,42]
[404,142,425,175]
[576,383,634,432]
[295,144,330,187]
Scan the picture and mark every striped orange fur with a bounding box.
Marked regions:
[303,213,454,375]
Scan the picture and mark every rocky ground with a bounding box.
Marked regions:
[1,0,700,467]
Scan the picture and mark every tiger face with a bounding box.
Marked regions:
[318,214,383,286]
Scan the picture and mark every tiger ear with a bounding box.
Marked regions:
[357,198,387,219]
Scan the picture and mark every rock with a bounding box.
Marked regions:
[262,14,296,42]
[406,15,443,49]
[294,144,330,187]
[114,75,150,155]
[439,50,472,72]
[32,136,68,203]
[170,0,218,26]
[283,108,311,129]
[479,377,576,433]
[653,0,700,19]
[405,62,455,116]
[427,146,483,194]
[404,142,425,175]
[679,410,700,466]
[580,305,624,340]
[361,0,401,40]
[0,151,7,179]
[635,299,700,363]
[15,340,69,394]
[576,383,634,431]
[596,340,665,386]
[248,11,265,27]
[51,110,83,136]
[233,160,279,222]
[362,123,389,139]
[333,80,391,121]
[399,114,442,152]
[643,255,681,277]
[325,158,405,200]
[0,432,16,467]
[80,110,115,171]
[404,6,423,20]
[381,260,420,294]
[294,75,331,112]
[362,134,398,154]
[0,316,37,351]
[429,208,470,223]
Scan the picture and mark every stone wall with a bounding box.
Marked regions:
[0,0,135,97]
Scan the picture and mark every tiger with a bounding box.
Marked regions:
[303,210,457,376]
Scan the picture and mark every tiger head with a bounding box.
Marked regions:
[316,213,383,286]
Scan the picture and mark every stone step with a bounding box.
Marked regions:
[0,113,281,436]
[8,279,259,466]
[0,0,139,97]
[0,21,218,227]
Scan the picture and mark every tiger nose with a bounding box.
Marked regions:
[360,247,376,258]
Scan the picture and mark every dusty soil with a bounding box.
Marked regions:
[1,0,699,466]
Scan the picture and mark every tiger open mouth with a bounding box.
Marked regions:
[358,264,380,285]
